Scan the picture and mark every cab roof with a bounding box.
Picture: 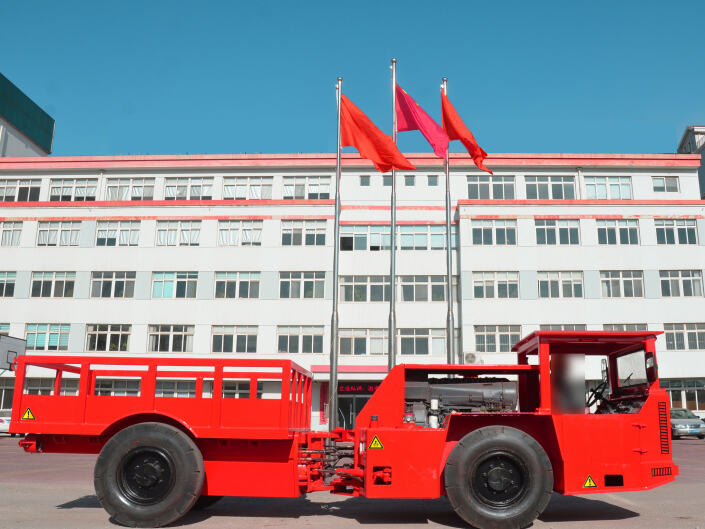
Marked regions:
[512,331,662,357]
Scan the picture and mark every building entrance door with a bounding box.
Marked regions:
[337,395,370,429]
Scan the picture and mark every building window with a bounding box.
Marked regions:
[538,271,583,298]
[156,220,201,246]
[404,175,415,186]
[340,329,388,355]
[597,219,639,245]
[525,176,575,199]
[155,380,196,398]
[0,323,8,336]
[279,272,325,299]
[0,221,22,247]
[474,325,521,353]
[655,219,697,245]
[340,225,458,251]
[281,220,326,246]
[223,177,273,200]
[535,219,579,245]
[0,378,14,410]
[221,380,252,399]
[660,270,703,297]
[661,379,705,411]
[25,323,70,351]
[600,271,644,298]
[653,176,679,193]
[217,220,262,246]
[96,220,140,246]
[283,176,331,199]
[340,275,390,302]
[383,175,392,187]
[467,175,515,199]
[277,326,324,353]
[0,272,15,297]
[148,325,194,352]
[94,379,140,396]
[540,324,587,331]
[106,178,155,201]
[603,323,648,331]
[90,271,136,298]
[427,175,438,186]
[31,271,75,298]
[152,272,198,299]
[212,325,257,353]
[471,219,517,245]
[399,225,458,250]
[37,221,80,246]
[23,378,55,395]
[584,176,632,199]
[341,225,390,251]
[214,272,260,298]
[473,272,519,299]
[0,179,41,201]
[86,324,131,352]
[399,275,449,302]
[664,323,705,351]
[360,175,370,187]
[164,177,213,200]
[49,178,97,201]
[400,328,445,355]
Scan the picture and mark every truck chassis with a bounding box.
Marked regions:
[10,331,677,528]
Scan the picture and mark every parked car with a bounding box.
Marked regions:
[671,408,705,439]
[0,417,9,435]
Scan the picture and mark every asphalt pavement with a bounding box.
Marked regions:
[0,435,703,529]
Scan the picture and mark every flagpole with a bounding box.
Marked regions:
[328,77,342,431]
[442,78,456,365]
[388,58,398,371]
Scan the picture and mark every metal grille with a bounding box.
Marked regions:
[651,466,672,477]
[658,402,670,455]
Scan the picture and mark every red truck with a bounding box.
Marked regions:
[9,331,676,529]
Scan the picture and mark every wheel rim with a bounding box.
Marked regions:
[118,447,175,505]
[470,450,528,508]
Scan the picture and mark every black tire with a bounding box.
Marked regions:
[94,422,204,528]
[192,495,223,510]
[698,435,705,440]
[444,426,553,529]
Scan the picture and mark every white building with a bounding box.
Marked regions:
[0,151,704,427]
[0,73,54,157]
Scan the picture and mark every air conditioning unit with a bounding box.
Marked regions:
[464,352,483,364]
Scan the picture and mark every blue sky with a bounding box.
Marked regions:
[2,0,704,156]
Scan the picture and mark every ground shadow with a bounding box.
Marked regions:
[57,495,102,509]
[56,492,638,528]
[539,493,638,522]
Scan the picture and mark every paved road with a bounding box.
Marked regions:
[0,435,703,529]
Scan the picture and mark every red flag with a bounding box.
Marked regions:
[340,94,415,173]
[396,84,449,159]
[441,91,492,174]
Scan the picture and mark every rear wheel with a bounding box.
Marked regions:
[444,426,553,529]
[94,422,204,527]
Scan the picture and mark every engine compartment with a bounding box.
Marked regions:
[404,377,518,427]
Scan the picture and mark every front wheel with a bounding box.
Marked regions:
[444,426,553,529]
[94,422,204,528]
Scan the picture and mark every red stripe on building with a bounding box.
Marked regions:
[0,152,699,170]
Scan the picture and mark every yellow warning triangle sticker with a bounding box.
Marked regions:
[21,408,35,421]
[583,475,597,488]
[368,435,383,449]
